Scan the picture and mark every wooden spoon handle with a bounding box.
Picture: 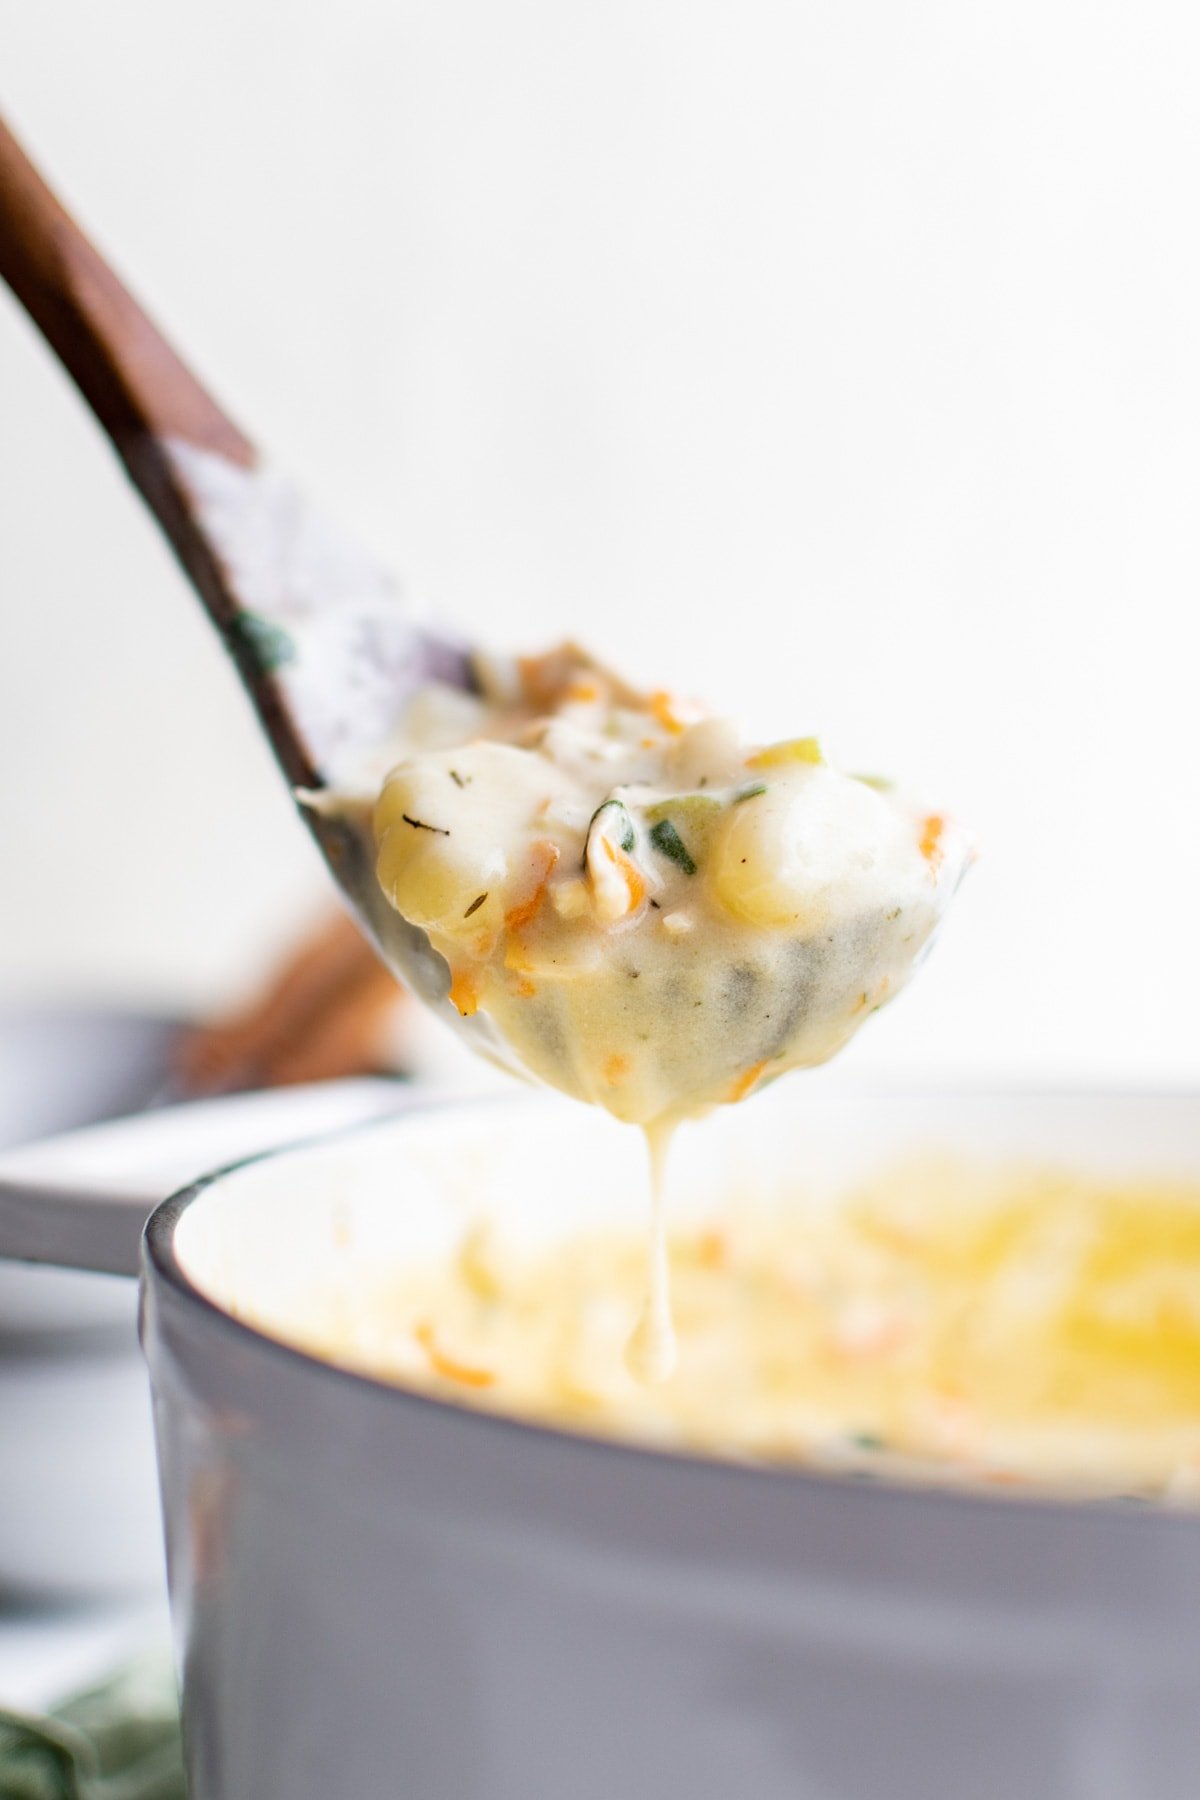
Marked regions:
[0,115,253,469]
[0,114,318,785]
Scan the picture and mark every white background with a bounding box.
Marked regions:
[2,0,1197,1086]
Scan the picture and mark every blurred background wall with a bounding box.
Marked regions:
[2,0,1197,1086]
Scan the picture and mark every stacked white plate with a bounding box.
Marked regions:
[0,1008,406,1597]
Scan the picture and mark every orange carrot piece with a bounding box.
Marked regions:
[448,969,479,1017]
[598,837,648,912]
[696,1229,728,1271]
[727,1060,767,1103]
[505,840,560,930]
[918,814,946,868]
[649,690,687,736]
[415,1321,496,1389]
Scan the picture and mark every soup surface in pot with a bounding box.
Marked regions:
[199,1145,1200,1504]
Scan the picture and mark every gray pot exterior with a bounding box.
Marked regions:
[142,1197,1200,1800]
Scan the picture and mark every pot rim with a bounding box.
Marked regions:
[142,1083,1200,1533]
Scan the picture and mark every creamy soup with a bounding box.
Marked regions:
[214,1152,1200,1504]
[357,643,970,1378]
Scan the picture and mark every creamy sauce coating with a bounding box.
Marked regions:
[625,1120,678,1382]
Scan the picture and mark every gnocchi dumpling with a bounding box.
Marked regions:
[709,767,917,930]
[374,743,571,938]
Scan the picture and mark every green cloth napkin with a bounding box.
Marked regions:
[0,1658,185,1800]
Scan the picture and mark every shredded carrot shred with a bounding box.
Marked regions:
[505,840,560,930]
[565,679,601,703]
[599,837,647,911]
[649,689,687,736]
[727,1060,767,1103]
[696,1229,728,1271]
[505,887,551,932]
[415,1321,496,1389]
[919,814,946,869]
[448,969,479,1017]
[518,648,577,708]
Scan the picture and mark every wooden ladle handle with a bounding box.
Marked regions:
[0,113,319,786]
[0,114,253,472]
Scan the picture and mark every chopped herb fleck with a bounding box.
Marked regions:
[649,898,661,909]
[648,817,697,875]
[402,814,450,836]
[448,769,471,788]
[733,782,767,804]
[463,892,488,917]
[851,1430,885,1452]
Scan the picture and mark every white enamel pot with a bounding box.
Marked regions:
[9,1082,1200,1798]
[142,1087,1200,1800]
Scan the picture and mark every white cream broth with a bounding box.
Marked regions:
[174,1090,1200,1502]
[363,646,970,1129]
